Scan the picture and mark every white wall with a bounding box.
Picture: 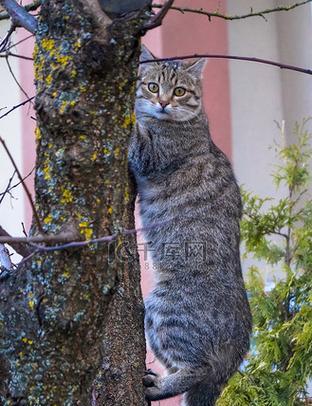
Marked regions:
[227,0,312,283]
[0,22,25,262]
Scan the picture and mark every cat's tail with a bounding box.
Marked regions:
[183,382,221,406]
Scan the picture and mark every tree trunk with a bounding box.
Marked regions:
[0,1,149,404]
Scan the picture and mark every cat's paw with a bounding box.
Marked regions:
[145,385,163,401]
[143,369,160,387]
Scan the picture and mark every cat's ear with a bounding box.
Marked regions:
[139,45,157,75]
[140,45,156,63]
[184,58,207,78]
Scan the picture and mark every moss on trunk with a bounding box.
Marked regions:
[0,1,149,404]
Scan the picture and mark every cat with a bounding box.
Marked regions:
[128,46,252,406]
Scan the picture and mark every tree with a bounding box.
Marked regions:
[218,120,312,405]
[0,0,154,404]
[0,1,311,405]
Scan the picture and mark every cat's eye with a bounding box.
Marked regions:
[174,87,186,97]
[148,82,159,93]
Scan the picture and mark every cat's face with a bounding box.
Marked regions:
[136,47,206,122]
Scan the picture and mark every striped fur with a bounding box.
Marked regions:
[128,46,252,406]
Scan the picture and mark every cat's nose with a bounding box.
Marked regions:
[159,100,170,109]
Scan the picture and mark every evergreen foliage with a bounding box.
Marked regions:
[218,120,312,406]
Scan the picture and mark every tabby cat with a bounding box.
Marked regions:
[128,46,252,406]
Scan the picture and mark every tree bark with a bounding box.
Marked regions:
[0,1,150,404]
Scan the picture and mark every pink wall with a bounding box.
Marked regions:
[19,1,231,404]
[17,28,36,230]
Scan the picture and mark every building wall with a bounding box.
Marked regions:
[0,22,24,263]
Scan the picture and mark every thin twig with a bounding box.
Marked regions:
[5,55,31,101]
[0,170,16,205]
[144,0,174,30]
[6,33,34,51]
[0,137,43,233]
[0,51,33,60]
[0,226,33,257]
[0,22,15,53]
[0,167,35,200]
[0,0,38,33]
[140,54,312,76]
[152,0,312,21]
[0,96,34,120]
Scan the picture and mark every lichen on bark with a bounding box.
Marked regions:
[0,1,150,404]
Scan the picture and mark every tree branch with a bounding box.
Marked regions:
[0,0,38,33]
[0,96,34,120]
[144,0,174,30]
[152,0,312,22]
[0,0,40,21]
[140,54,312,76]
[0,52,33,61]
[0,136,43,233]
[0,226,33,257]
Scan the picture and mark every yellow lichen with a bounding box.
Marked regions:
[114,147,120,158]
[43,214,53,225]
[62,271,70,279]
[121,112,136,128]
[35,127,41,141]
[43,164,52,181]
[79,222,93,240]
[45,74,53,86]
[74,39,82,50]
[59,101,68,114]
[41,38,56,52]
[22,337,33,345]
[79,84,87,93]
[56,54,71,67]
[107,206,113,215]
[124,187,130,204]
[79,134,87,141]
[91,151,97,161]
[70,69,77,79]
[103,147,111,156]
[28,300,35,311]
[61,189,73,204]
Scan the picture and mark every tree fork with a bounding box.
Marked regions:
[0,1,150,404]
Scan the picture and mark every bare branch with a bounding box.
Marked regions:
[0,243,13,272]
[0,0,40,21]
[0,169,16,205]
[0,96,34,120]
[0,23,15,53]
[0,0,38,33]
[5,55,32,100]
[6,33,34,51]
[152,0,312,21]
[0,225,33,257]
[0,136,43,233]
[0,52,33,61]
[141,54,312,76]
[144,0,174,30]
[0,167,35,201]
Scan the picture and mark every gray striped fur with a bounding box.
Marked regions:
[128,47,252,406]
